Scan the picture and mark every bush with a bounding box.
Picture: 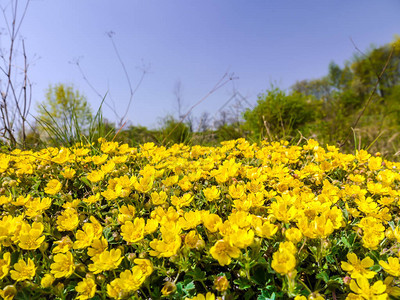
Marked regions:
[243,89,320,141]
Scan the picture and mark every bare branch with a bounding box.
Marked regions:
[0,0,32,147]
[161,72,237,144]
[339,46,394,148]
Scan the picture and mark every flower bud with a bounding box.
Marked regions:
[39,242,49,253]
[96,274,106,283]
[41,274,54,288]
[2,285,17,298]
[343,276,351,285]
[55,283,64,296]
[214,275,229,292]
[127,253,136,262]
[161,282,176,296]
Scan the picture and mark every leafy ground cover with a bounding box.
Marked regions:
[0,138,400,299]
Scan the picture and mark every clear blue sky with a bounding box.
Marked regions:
[10,0,400,128]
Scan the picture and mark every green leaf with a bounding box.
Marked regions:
[183,281,195,292]
[341,236,351,248]
[244,289,255,300]
[257,290,276,300]
[316,271,329,283]
[370,264,382,272]
[186,268,206,281]
[103,227,114,242]
[234,277,252,290]
[251,264,271,285]
[81,177,91,187]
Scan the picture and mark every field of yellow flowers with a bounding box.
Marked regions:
[0,138,400,299]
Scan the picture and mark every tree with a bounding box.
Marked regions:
[36,84,93,144]
[291,77,332,100]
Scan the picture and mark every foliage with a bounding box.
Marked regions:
[1,138,400,299]
[158,116,192,146]
[36,84,93,145]
[243,89,319,141]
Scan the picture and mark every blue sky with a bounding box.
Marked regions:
[8,0,400,128]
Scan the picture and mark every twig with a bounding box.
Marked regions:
[0,0,32,147]
[161,72,237,144]
[339,46,394,148]
[107,32,149,127]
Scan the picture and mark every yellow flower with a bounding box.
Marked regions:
[383,277,400,298]
[0,252,10,279]
[107,267,146,298]
[0,154,10,173]
[178,211,203,230]
[209,240,241,266]
[75,277,97,300]
[171,193,193,208]
[269,199,298,224]
[379,257,400,277]
[186,292,216,300]
[87,237,108,257]
[184,230,205,250]
[162,175,179,187]
[0,195,11,205]
[40,274,54,288]
[347,277,387,300]
[56,208,79,231]
[133,176,154,193]
[117,205,136,224]
[87,170,105,183]
[101,160,115,174]
[144,219,159,234]
[133,258,153,277]
[202,213,222,233]
[10,258,36,281]
[285,227,303,243]
[89,216,103,238]
[101,141,118,153]
[121,218,145,243]
[362,230,384,250]
[52,236,73,253]
[50,251,75,278]
[106,278,127,299]
[74,223,96,249]
[149,228,182,258]
[44,179,62,195]
[92,154,108,165]
[11,194,31,206]
[61,167,76,179]
[150,191,167,205]
[368,156,382,171]
[271,249,296,275]
[178,176,192,191]
[24,197,52,218]
[88,249,123,274]
[17,222,45,250]
[341,253,376,279]
[83,193,101,205]
[203,186,220,201]
[225,228,254,249]
[253,218,278,239]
